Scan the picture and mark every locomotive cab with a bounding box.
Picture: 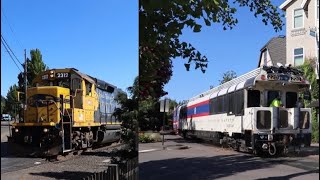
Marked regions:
[9,68,123,156]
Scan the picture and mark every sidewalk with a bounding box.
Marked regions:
[0,121,14,126]
[139,135,186,153]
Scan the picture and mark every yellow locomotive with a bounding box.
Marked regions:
[9,68,124,156]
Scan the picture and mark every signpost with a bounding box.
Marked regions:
[160,98,169,149]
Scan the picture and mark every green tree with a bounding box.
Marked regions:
[297,58,319,142]
[4,85,19,117]
[18,49,48,90]
[139,0,284,99]
[167,99,178,128]
[219,70,237,85]
[1,96,6,114]
[138,98,178,131]
[111,80,139,164]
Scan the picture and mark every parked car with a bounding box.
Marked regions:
[1,114,11,121]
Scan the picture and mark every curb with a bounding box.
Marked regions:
[139,145,190,153]
[139,148,161,153]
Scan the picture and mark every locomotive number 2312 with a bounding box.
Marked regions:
[56,73,69,78]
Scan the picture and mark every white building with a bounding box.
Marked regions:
[280,0,319,79]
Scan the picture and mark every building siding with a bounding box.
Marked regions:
[283,0,319,66]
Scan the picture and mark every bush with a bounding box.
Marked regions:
[139,134,155,143]
[312,109,319,143]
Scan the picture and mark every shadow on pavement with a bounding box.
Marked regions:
[167,135,319,158]
[80,150,113,157]
[139,154,315,180]
[256,169,319,180]
[1,142,8,157]
[29,171,94,180]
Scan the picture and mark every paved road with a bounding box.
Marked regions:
[1,125,47,175]
[1,124,124,179]
[139,135,319,180]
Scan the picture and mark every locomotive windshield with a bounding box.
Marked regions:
[28,94,57,107]
[37,79,70,88]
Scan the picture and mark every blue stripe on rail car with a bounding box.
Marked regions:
[187,103,209,118]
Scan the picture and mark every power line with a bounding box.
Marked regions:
[1,34,23,65]
[1,38,23,72]
[1,7,24,49]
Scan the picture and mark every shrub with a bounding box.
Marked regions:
[139,134,156,143]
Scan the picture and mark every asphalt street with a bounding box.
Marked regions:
[1,123,125,180]
[1,125,48,175]
[139,135,319,180]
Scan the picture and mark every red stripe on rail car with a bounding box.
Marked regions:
[188,100,209,109]
[187,112,209,118]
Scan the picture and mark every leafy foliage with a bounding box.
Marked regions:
[126,75,178,131]
[4,85,19,116]
[18,49,48,90]
[138,98,177,131]
[139,134,156,143]
[297,58,319,142]
[1,96,7,114]
[219,70,237,85]
[139,0,284,99]
[111,82,139,163]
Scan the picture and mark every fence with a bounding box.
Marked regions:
[83,157,139,180]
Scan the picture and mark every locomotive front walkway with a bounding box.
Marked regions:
[139,135,319,180]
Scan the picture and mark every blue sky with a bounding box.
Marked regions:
[1,1,138,96]
[164,1,286,102]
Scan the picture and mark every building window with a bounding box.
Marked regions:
[293,9,303,28]
[294,48,304,66]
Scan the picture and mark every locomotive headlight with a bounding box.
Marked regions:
[59,130,63,137]
[43,128,49,133]
[14,128,19,133]
[268,134,273,141]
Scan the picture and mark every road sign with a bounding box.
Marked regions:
[160,99,169,112]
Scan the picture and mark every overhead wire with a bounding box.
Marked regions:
[1,34,23,65]
[1,7,24,50]
[1,37,23,72]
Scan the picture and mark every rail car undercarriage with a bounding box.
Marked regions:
[180,129,311,156]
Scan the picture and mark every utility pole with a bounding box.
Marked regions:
[24,49,27,113]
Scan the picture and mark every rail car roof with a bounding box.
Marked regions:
[68,69,118,92]
[188,67,262,102]
[187,65,307,103]
[88,76,117,92]
[71,69,96,84]
[57,68,118,92]
[33,68,124,93]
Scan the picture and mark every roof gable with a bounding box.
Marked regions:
[280,0,311,10]
[257,36,286,67]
